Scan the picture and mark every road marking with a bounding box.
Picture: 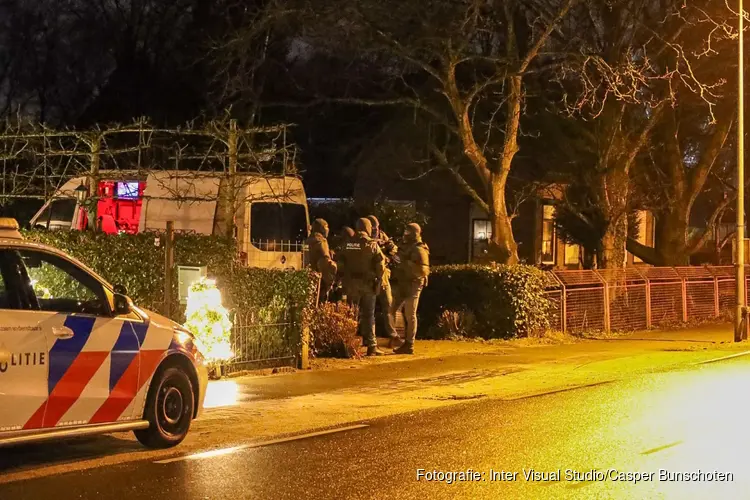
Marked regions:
[503,380,614,401]
[694,350,750,365]
[154,424,370,465]
[641,441,682,455]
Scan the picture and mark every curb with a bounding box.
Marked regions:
[693,350,750,365]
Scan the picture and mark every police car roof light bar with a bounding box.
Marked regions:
[0,218,23,240]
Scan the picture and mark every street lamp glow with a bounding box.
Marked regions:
[74,182,89,203]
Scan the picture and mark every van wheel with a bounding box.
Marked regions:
[135,366,194,449]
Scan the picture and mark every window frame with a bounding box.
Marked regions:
[0,250,34,310]
[541,204,556,265]
[633,210,653,264]
[471,218,492,261]
[33,197,78,231]
[249,202,309,251]
[564,242,581,266]
[17,248,113,317]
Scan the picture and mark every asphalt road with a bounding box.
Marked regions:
[1,355,749,499]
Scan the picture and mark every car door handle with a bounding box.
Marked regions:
[52,326,74,340]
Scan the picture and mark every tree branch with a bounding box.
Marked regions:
[262,97,459,135]
[687,195,733,254]
[429,142,489,213]
[687,111,735,209]
[519,0,579,73]
[625,237,665,266]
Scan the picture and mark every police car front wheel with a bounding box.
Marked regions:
[134,366,194,448]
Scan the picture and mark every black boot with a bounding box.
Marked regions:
[367,346,385,356]
[388,336,404,349]
[393,342,414,355]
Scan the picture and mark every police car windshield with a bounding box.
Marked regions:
[250,203,307,245]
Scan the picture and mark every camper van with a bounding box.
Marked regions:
[30,171,310,270]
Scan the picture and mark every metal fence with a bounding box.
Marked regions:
[545,266,743,334]
[224,307,302,372]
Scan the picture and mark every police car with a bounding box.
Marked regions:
[0,219,208,449]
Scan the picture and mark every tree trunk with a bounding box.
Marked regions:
[655,201,691,266]
[583,250,597,269]
[590,100,666,268]
[488,171,519,264]
[601,216,627,268]
[487,74,522,265]
[449,67,521,265]
[599,167,629,268]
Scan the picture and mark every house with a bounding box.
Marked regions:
[468,199,655,269]
[348,112,655,268]
[348,114,472,265]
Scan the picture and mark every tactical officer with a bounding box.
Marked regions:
[390,223,430,355]
[333,226,356,304]
[343,218,386,356]
[335,226,356,254]
[305,218,337,304]
[366,215,400,346]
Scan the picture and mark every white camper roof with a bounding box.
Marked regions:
[51,171,307,234]
[240,175,307,205]
[54,171,306,201]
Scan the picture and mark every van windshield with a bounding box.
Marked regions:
[250,203,307,248]
[33,198,77,230]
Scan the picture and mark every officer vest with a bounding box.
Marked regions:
[345,236,378,279]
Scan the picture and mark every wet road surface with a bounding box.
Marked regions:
[1,355,749,499]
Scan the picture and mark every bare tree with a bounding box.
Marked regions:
[0,116,298,236]
[211,0,298,120]
[628,103,735,265]
[215,0,580,263]
[550,0,731,267]
[0,0,224,126]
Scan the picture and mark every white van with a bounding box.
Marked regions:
[30,171,310,270]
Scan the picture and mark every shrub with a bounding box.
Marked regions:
[232,295,301,362]
[23,229,319,333]
[419,264,550,340]
[226,266,318,328]
[25,229,321,366]
[24,230,168,311]
[434,309,478,339]
[309,302,360,358]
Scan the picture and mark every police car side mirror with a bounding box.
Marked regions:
[113,293,132,316]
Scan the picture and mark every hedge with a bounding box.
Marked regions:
[23,230,319,328]
[418,264,550,339]
[21,230,549,343]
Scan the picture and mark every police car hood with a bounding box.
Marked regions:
[138,307,192,336]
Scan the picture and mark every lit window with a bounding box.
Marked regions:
[472,219,492,260]
[564,243,580,265]
[541,205,555,264]
[634,210,649,263]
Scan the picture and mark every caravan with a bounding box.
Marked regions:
[30,171,310,270]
